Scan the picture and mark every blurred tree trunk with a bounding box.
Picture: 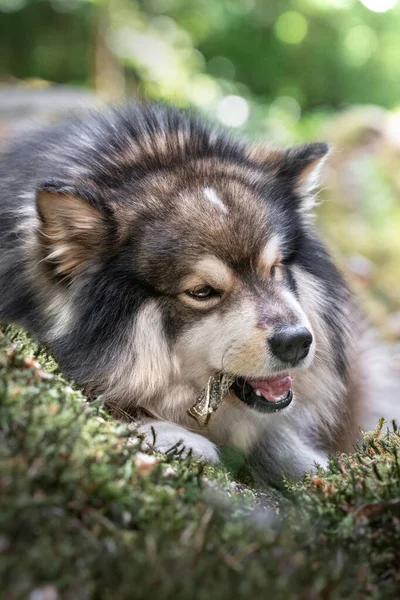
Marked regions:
[92,3,125,101]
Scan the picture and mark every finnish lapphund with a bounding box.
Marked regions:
[0,103,397,485]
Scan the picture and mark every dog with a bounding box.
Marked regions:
[0,102,397,486]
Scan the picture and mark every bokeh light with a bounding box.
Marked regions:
[381,32,400,79]
[186,74,221,109]
[216,95,249,127]
[275,12,308,45]
[207,56,235,81]
[269,96,301,124]
[343,25,377,67]
[359,0,398,12]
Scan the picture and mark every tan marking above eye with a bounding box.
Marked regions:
[258,235,282,279]
[178,256,234,309]
[180,256,235,294]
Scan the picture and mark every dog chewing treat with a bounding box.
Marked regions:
[0,101,399,487]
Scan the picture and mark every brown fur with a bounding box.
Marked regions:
[36,192,107,279]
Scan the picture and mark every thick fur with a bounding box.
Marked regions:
[0,103,398,486]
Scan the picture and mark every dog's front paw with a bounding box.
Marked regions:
[138,420,220,464]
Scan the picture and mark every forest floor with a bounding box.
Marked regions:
[1,326,400,599]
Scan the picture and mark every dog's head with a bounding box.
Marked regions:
[34,113,330,414]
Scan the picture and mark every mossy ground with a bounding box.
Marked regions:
[1,326,399,599]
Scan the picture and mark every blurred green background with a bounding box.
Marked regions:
[1,0,400,336]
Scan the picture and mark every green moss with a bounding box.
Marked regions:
[1,327,399,599]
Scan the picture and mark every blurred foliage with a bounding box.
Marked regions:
[2,0,400,114]
[1,0,400,333]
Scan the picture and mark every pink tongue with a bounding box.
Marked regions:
[245,374,292,403]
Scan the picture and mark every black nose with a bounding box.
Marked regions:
[268,326,313,364]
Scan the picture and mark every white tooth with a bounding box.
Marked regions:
[255,390,262,396]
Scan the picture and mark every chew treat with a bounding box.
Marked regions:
[188,372,234,427]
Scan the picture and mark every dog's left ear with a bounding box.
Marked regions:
[248,142,330,197]
[36,184,107,280]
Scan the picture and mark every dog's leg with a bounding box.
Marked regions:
[138,419,220,464]
[248,426,328,487]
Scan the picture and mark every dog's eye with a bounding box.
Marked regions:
[185,285,218,300]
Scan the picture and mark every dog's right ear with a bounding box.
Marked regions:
[36,183,107,280]
[248,142,330,197]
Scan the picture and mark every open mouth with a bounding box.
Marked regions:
[231,373,293,413]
